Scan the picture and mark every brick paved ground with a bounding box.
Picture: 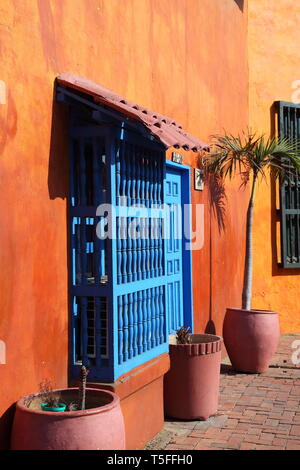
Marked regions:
[145,334,300,450]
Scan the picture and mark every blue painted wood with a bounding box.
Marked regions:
[165,161,194,332]
[68,113,170,382]
[95,297,102,368]
[80,220,88,285]
[116,141,121,206]
[159,286,165,344]
[133,291,138,356]
[165,169,184,333]
[131,145,136,205]
[146,288,151,350]
[117,218,122,284]
[145,152,150,208]
[132,219,137,282]
[123,294,129,362]
[150,219,155,277]
[155,286,160,346]
[125,143,131,207]
[136,219,142,281]
[80,296,89,365]
[136,152,141,205]
[137,290,143,354]
[151,288,156,348]
[79,138,87,206]
[121,141,127,206]
[128,292,134,359]
[118,295,123,364]
[141,152,146,206]
[150,154,155,207]
[121,217,128,283]
[142,289,148,352]
[141,218,146,280]
[145,219,150,279]
[154,218,159,277]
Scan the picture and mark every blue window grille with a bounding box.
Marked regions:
[277,101,300,268]
[64,95,169,382]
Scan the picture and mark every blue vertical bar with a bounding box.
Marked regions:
[121,140,127,206]
[151,287,156,348]
[142,290,148,352]
[128,292,134,359]
[121,217,128,283]
[117,218,122,284]
[136,219,142,280]
[126,143,131,207]
[80,297,89,365]
[116,140,121,206]
[145,151,150,208]
[95,297,102,368]
[80,220,88,285]
[159,286,164,344]
[123,294,129,362]
[79,138,86,206]
[107,127,118,380]
[118,295,123,364]
[132,218,137,281]
[155,286,160,346]
[137,290,143,354]
[132,145,136,205]
[141,218,146,279]
[133,291,138,356]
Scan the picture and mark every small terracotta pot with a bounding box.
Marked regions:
[164,334,222,420]
[223,308,280,373]
[11,388,125,450]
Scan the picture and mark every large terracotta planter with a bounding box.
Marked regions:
[223,308,280,373]
[11,388,125,450]
[164,334,222,420]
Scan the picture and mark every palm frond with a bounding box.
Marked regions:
[204,132,300,183]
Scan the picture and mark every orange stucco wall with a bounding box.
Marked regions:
[0,0,248,448]
[248,0,300,332]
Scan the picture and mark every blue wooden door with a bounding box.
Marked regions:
[165,168,184,333]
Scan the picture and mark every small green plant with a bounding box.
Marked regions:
[39,379,62,407]
[176,327,192,345]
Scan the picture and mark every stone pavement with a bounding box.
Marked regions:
[145,334,300,450]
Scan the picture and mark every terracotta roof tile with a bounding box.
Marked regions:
[57,74,209,152]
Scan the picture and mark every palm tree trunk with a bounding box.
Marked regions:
[242,175,257,310]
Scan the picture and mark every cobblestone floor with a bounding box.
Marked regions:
[145,334,300,450]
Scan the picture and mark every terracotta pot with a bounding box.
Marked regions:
[11,388,125,450]
[223,308,280,373]
[164,334,222,420]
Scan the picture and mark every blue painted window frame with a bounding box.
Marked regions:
[65,97,171,382]
[166,160,194,332]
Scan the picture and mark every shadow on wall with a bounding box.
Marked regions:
[208,173,227,235]
[48,89,69,200]
[270,103,300,277]
[234,0,244,11]
[0,403,16,450]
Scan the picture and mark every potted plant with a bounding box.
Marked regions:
[164,327,223,420]
[11,367,125,450]
[204,132,300,373]
[39,379,67,412]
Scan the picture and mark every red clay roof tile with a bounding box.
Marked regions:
[57,74,209,152]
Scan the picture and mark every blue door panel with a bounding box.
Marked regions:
[165,169,184,333]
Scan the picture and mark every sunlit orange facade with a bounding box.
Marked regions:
[0,0,298,449]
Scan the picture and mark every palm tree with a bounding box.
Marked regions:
[203,132,300,311]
